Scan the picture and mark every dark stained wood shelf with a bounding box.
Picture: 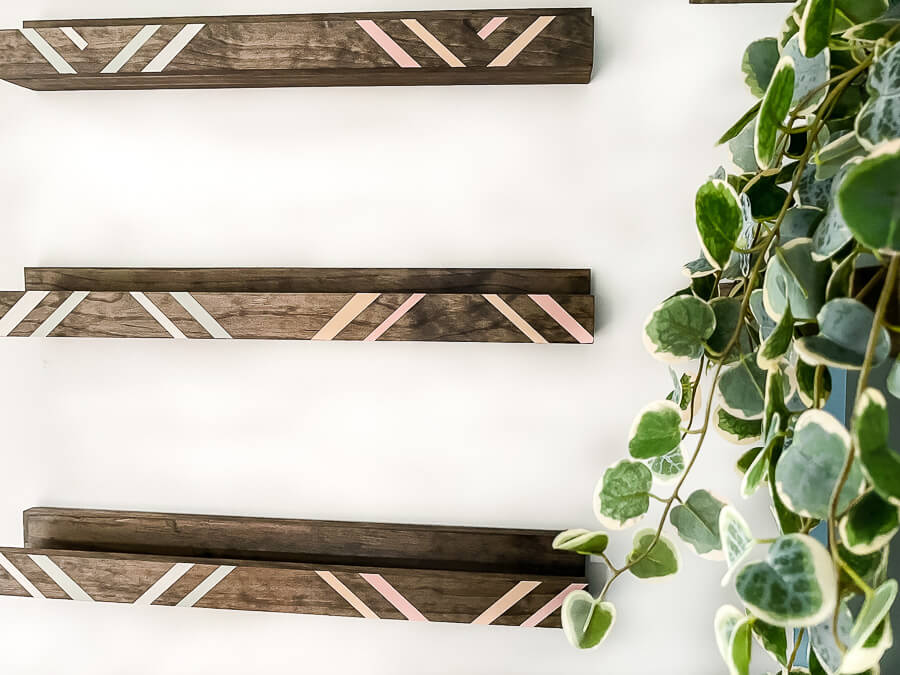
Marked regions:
[0,508,588,627]
[0,9,593,90]
[0,267,594,343]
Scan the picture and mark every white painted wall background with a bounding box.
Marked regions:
[0,1,788,673]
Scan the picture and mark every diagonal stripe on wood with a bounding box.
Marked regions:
[176,565,235,607]
[360,573,428,622]
[316,571,380,619]
[134,562,195,605]
[521,582,586,627]
[487,16,555,67]
[356,20,420,68]
[528,294,593,343]
[401,19,465,67]
[472,581,541,625]
[29,555,94,601]
[313,293,381,340]
[482,294,547,343]
[143,24,205,73]
[19,28,76,74]
[0,553,45,598]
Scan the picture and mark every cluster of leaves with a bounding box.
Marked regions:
[556,1,900,672]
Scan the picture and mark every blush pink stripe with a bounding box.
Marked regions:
[356,20,420,68]
[472,581,540,625]
[521,583,587,627]
[477,16,507,40]
[316,571,379,619]
[529,294,593,344]
[360,573,428,622]
[364,293,425,342]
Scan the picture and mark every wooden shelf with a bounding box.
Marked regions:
[0,508,587,627]
[0,267,594,343]
[0,9,594,90]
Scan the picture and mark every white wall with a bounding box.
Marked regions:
[0,1,788,673]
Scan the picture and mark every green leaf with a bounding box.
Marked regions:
[717,101,762,146]
[781,206,824,242]
[714,606,752,675]
[839,491,900,555]
[856,45,900,149]
[848,580,897,656]
[736,534,837,627]
[682,255,716,278]
[593,460,653,530]
[742,444,771,498]
[670,490,725,558]
[707,297,750,362]
[775,409,865,519]
[812,588,896,675]
[643,296,716,363]
[783,34,830,115]
[628,401,682,460]
[825,250,855,302]
[667,371,700,422]
[627,530,679,579]
[796,359,832,407]
[795,298,891,370]
[889,357,900,399]
[811,163,857,260]
[719,354,768,419]
[800,0,834,57]
[798,163,835,210]
[552,529,610,556]
[835,0,888,25]
[561,591,615,649]
[696,180,743,269]
[730,121,760,173]
[720,506,755,586]
[854,388,900,505]
[750,288,778,341]
[742,38,780,98]
[809,600,854,675]
[770,450,805,535]
[647,446,686,483]
[815,132,865,181]
[756,56,796,169]
[839,543,888,591]
[763,239,829,322]
[866,41,900,97]
[752,619,789,667]
[837,139,900,252]
[746,175,790,220]
[715,407,763,445]
[737,446,764,475]
[757,303,794,370]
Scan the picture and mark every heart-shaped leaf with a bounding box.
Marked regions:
[795,298,891,370]
[720,506,755,586]
[839,491,899,555]
[643,296,716,363]
[594,460,653,530]
[561,591,616,649]
[552,529,610,556]
[628,401,682,460]
[752,619,789,667]
[811,163,857,261]
[719,355,768,420]
[736,534,837,627]
[763,239,829,322]
[854,388,900,505]
[837,139,900,252]
[670,490,725,558]
[756,56,796,168]
[627,530,680,579]
[796,358,832,407]
[848,580,897,656]
[783,34,830,115]
[775,409,865,518]
[800,0,834,57]
[742,38,780,97]
[757,303,794,370]
[815,132,865,181]
[715,407,763,445]
[856,45,900,149]
[714,605,752,675]
[647,447,686,483]
[707,297,750,362]
[696,180,744,269]
[781,206,825,242]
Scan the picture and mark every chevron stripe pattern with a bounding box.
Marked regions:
[0,549,586,627]
[0,10,593,89]
[0,289,593,343]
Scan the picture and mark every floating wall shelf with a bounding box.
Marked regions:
[0,9,594,90]
[0,508,587,627]
[0,268,594,343]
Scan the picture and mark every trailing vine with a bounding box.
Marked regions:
[554,2,900,673]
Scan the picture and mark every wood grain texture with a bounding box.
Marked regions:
[0,290,594,343]
[23,508,583,577]
[25,268,591,295]
[0,546,584,626]
[0,10,593,90]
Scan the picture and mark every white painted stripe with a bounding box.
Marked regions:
[170,292,231,339]
[482,294,548,343]
[131,292,186,339]
[101,24,161,74]
[60,27,88,50]
[29,555,93,602]
[19,29,76,74]
[401,19,465,67]
[176,565,235,607]
[31,291,89,338]
[0,291,49,337]
[488,16,556,67]
[134,562,194,605]
[0,553,45,599]
[316,571,379,619]
[312,293,381,341]
[143,24,205,73]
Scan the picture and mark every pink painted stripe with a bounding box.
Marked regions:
[472,581,540,625]
[477,16,507,40]
[356,20,420,68]
[360,573,428,622]
[364,293,425,342]
[316,571,379,619]
[529,294,593,344]
[521,583,587,628]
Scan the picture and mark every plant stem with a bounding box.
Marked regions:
[786,628,806,671]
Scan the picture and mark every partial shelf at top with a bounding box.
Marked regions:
[0,9,594,90]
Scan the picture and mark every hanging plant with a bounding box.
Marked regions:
[556,1,900,672]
